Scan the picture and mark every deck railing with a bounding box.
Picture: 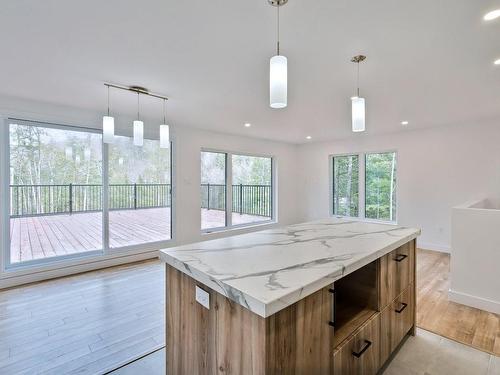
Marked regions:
[10,183,272,218]
[9,184,172,217]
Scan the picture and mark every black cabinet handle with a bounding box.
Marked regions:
[394,254,408,262]
[395,302,408,314]
[328,288,336,327]
[352,340,372,358]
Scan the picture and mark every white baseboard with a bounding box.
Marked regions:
[448,289,500,315]
[0,250,159,289]
[417,241,451,253]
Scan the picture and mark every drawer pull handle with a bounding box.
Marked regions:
[394,254,408,262]
[352,340,372,358]
[395,302,408,313]
[328,288,336,327]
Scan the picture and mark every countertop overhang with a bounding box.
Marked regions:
[160,218,420,318]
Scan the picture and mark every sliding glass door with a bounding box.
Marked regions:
[108,135,172,248]
[8,120,103,264]
[4,118,172,268]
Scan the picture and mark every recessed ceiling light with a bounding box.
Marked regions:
[401,121,409,126]
[244,123,251,127]
[306,136,312,140]
[484,9,500,21]
[494,59,500,65]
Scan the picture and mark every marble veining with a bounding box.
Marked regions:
[160,218,420,317]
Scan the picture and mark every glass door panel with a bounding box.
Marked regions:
[8,121,103,264]
[201,151,227,230]
[108,135,171,248]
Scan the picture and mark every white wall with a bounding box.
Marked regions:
[295,122,500,252]
[0,95,300,287]
[450,200,500,314]
[2,93,500,286]
[173,126,299,244]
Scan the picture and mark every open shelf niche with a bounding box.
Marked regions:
[332,259,379,348]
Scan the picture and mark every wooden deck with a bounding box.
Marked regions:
[9,208,172,263]
[10,208,267,263]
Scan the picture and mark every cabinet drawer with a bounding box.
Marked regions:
[379,242,414,307]
[380,286,414,364]
[333,314,380,375]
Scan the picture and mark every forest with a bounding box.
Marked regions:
[9,123,271,217]
[333,152,396,221]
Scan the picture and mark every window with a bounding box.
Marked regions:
[4,118,173,268]
[365,152,397,222]
[201,151,273,231]
[108,135,172,247]
[232,154,272,225]
[330,151,397,223]
[332,155,359,217]
[8,120,103,264]
[200,151,227,230]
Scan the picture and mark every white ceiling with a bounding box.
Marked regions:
[1,0,499,144]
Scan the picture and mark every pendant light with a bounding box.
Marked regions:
[269,0,288,109]
[133,92,144,146]
[103,85,115,143]
[351,55,366,133]
[159,98,170,148]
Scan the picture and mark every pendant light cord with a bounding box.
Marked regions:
[357,62,360,97]
[137,92,140,120]
[107,86,110,116]
[277,4,280,55]
[163,99,166,124]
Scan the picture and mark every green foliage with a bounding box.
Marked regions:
[333,155,359,217]
[333,152,397,221]
[10,124,102,185]
[232,155,271,185]
[109,136,171,184]
[365,152,397,221]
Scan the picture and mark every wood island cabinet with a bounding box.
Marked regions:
[166,238,417,374]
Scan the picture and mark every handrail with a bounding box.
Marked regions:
[9,183,272,218]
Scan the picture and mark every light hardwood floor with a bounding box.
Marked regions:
[416,249,500,356]
[0,260,164,375]
[111,329,500,375]
[0,248,498,375]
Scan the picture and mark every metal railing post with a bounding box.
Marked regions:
[134,183,138,210]
[239,184,243,215]
[207,183,210,210]
[69,183,73,215]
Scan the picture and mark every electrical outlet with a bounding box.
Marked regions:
[195,286,210,309]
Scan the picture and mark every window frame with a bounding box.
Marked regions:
[2,118,174,271]
[329,153,361,219]
[200,148,276,234]
[329,150,398,224]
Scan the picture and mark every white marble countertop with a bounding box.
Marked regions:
[160,218,420,318]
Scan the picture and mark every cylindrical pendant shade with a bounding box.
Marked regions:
[270,55,287,109]
[102,116,115,143]
[160,124,170,148]
[133,120,144,146]
[351,96,366,132]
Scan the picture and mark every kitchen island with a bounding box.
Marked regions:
[160,218,420,374]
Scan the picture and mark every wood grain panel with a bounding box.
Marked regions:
[380,285,414,364]
[166,265,334,374]
[266,285,333,374]
[333,313,380,374]
[166,264,217,374]
[379,243,412,308]
[216,294,266,374]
